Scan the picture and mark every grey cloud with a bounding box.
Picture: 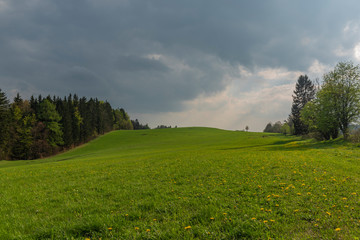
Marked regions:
[1,0,360,113]
[116,55,169,72]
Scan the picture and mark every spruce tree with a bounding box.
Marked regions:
[0,89,10,159]
[38,99,64,148]
[291,75,315,135]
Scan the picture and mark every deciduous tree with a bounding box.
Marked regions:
[322,61,360,140]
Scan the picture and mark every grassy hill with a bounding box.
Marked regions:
[1,128,360,239]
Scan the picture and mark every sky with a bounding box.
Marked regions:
[1,0,360,131]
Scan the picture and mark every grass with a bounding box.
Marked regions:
[1,127,360,239]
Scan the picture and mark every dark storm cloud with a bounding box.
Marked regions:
[1,0,360,112]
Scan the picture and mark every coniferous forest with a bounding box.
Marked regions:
[0,89,134,160]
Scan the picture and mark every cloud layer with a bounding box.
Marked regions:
[1,0,360,130]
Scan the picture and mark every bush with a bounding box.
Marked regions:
[349,129,360,143]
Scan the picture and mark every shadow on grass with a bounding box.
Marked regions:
[219,139,298,151]
[265,138,348,151]
[220,138,349,152]
[0,153,95,169]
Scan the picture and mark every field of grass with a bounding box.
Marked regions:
[1,127,360,239]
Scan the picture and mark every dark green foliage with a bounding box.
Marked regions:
[56,96,74,147]
[38,99,64,148]
[9,101,36,160]
[131,119,150,130]
[156,125,172,129]
[71,94,81,144]
[0,91,133,160]
[263,121,282,133]
[30,121,52,159]
[291,75,316,135]
[301,61,360,140]
[113,108,133,130]
[263,122,273,133]
[0,89,10,159]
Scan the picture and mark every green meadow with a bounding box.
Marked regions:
[1,127,360,239]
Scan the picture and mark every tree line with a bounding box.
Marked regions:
[0,91,136,160]
[264,61,360,141]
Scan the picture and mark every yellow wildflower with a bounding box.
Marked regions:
[184,226,191,230]
[146,229,150,232]
[335,228,341,231]
[135,227,139,230]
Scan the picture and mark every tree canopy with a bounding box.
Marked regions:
[301,61,360,140]
[0,93,135,160]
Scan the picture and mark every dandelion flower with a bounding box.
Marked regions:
[146,229,150,232]
[263,220,268,223]
[184,226,191,230]
[335,228,341,231]
[108,227,112,230]
[135,227,139,230]
[210,217,214,220]
[251,218,256,220]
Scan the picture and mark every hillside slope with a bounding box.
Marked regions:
[0,128,359,239]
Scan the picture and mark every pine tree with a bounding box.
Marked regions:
[0,89,10,159]
[72,94,81,145]
[38,99,63,148]
[291,75,315,135]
